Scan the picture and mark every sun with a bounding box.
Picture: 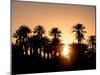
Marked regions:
[62,44,70,58]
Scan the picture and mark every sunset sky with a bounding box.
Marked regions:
[12,1,96,45]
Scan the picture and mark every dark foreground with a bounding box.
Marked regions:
[12,55,96,75]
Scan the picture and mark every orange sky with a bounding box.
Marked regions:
[12,1,96,45]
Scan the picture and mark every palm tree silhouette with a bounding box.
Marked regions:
[87,35,96,52]
[50,27,61,58]
[29,36,35,55]
[40,36,50,59]
[29,35,39,56]
[33,25,45,37]
[72,23,86,44]
[13,25,31,55]
[33,25,45,57]
[50,27,61,39]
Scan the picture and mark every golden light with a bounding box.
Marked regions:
[56,52,59,56]
[45,53,47,59]
[41,51,44,57]
[62,44,70,58]
[28,50,30,55]
[60,44,71,65]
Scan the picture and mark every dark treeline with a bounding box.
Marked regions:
[12,24,96,74]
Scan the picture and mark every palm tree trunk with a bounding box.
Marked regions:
[30,46,32,55]
[44,51,45,59]
[78,36,80,45]
[39,47,42,57]
[92,44,94,51]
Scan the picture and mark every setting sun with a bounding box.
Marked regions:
[12,1,96,74]
[62,44,70,58]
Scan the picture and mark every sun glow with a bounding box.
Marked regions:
[62,44,70,58]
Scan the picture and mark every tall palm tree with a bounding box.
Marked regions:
[50,27,61,58]
[41,36,50,59]
[33,25,45,57]
[33,25,45,37]
[50,27,61,39]
[87,35,96,52]
[13,30,22,46]
[13,25,31,55]
[29,35,39,56]
[72,23,86,44]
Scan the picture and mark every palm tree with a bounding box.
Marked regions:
[33,25,45,57]
[72,23,86,44]
[50,27,61,58]
[13,30,22,46]
[29,36,34,55]
[29,35,39,56]
[41,36,50,59]
[33,25,45,37]
[13,25,31,55]
[50,27,61,39]
[87,35,96,52]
